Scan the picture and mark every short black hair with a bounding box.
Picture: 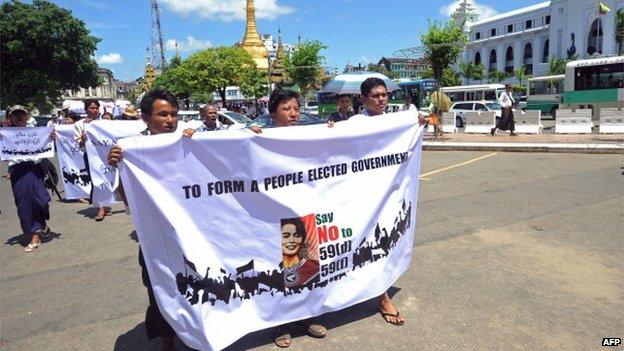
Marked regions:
[140,89,179,116]
[268,89,299,114]
[337,94,352,100]
[84,99,100,109]
[360,77,387,96]
[280,217,307,243]
[68,112,82,122]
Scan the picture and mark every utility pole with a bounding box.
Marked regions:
[150,0,166,71]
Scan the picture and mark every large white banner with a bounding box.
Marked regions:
[54,125,91,199]
[118,112,423,350]
[0,127,54,161]
[85,120,146,206]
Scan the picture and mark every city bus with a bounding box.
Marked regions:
[562,55,624,119]
[442,84,505,103]
[526,75,564,117]
[397,79,437,110]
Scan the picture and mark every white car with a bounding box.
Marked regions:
[216,111,253,129]
[302,101,319,115]
[449,101,502,128]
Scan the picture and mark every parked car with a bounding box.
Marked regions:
[217,111,253,129]
[302,101,319,115]
[177,110,200,122]
[246,112,326,128]
[449,101,502,128]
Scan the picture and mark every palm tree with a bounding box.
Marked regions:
[548,57,567,75]
[458,61,475,85]
[616,9,624,54]
[473,63,486,84]
[487,69,507,83]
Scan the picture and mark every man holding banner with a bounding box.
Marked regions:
[0,105,54,252]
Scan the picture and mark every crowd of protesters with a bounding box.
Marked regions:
[2,78,425,350]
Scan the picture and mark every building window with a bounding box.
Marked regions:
[227,90,237,97]
[475,32,481,40]
[542,39,549,63]
[507,24,514,33]
[545,15,551,25]
[524,42,533,75]
[505,46,514,73]
[489,49,497,71]
[525,19,533,29]
[474,52,481,65]
[587,18,604,55]
[490,28,497,37]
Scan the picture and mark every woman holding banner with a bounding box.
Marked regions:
[2,105,52,252]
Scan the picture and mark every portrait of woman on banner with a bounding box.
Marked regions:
[280,216,320,289]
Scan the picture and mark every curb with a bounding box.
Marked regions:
[423,141,624,154]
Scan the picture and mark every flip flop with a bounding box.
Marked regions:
[379,309,405,326]
[24,242,40,253]
[306,323,326,338]
[274,332,291,348]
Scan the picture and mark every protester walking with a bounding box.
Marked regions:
[351,77,426,326]
[182,104,226,137]
[107,89,180,351]
[491,84,517,136]
[74,99,109,220]
[2,105,52,253]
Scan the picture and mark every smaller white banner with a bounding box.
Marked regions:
[85,120,146,206]
[0,127,54,161]
[54,125,91,199]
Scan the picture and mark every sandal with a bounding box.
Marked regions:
[305,323,327,338]
[274,330,291,348]
[24,242,40,253]
[379,308,405,326]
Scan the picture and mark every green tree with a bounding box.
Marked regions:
[514,66,531,85]
[458,61,476,84]
[0,0,100,109]
[421,67,461,87]
[239,69,269,107]
[285,40,327,95]
[616,8,624,54]
[421,20,467,87]
[547,57,568,75]
[472,63,486,83]
[367,63,399,79]
[181,46,258,106]
[487,69,508,83]
[153,63,192,103]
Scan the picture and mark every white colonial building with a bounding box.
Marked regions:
[460,0,623,84]
[63,68,118,101]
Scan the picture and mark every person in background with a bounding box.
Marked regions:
[401,94,417,112]
[107,89,180,351]
[182,104,225,137]
[121,106,140,120]
[47,112,61,127]
[327,94,354,127]
[1,105,52,253]
[491,84,517,136]
[74,99,109,221]
[101,111,114,120]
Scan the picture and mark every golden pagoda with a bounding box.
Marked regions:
[144,61,155,91]
[270,28,286,86]
[240,0,269,71]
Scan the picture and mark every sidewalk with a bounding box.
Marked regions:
[423,131,624,154]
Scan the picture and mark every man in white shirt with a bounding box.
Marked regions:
[401,94,417,112]
[182,104,226,137]
[491,84,517,136]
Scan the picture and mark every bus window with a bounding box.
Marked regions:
[484,90,497,100]
[466,91,475,100]
[475,91,484,100]
[574,63,624,90]
[448,92,462,101]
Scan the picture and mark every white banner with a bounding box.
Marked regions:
[54,125,91,199]
[118,112,423,350]
[0,127,54,161]
[85,120,146,206]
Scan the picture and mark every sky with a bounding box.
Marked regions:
[38,0,546,81]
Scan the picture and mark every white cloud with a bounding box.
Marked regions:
[161,0,294,22]
[165,36,213,52]
[440,0,498,20]
[96,53,124,64]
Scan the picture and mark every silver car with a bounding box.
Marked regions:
[449,101,502,128]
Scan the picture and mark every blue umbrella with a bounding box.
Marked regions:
[321,71,401,95]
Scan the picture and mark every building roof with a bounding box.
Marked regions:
[470,1,550,27]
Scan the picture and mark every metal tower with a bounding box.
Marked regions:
[150,0,166,71]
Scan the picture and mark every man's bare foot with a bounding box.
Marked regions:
[379,292,405,325]
[77,198,89,204]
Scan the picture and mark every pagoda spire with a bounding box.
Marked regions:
[270,26,287,87]
[240,0,269,71]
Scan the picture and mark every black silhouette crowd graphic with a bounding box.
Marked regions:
[175,199,413,307]
[62,167,91,186]
[2,144,52,156]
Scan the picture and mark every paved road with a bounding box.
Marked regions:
[1,151,622,351]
